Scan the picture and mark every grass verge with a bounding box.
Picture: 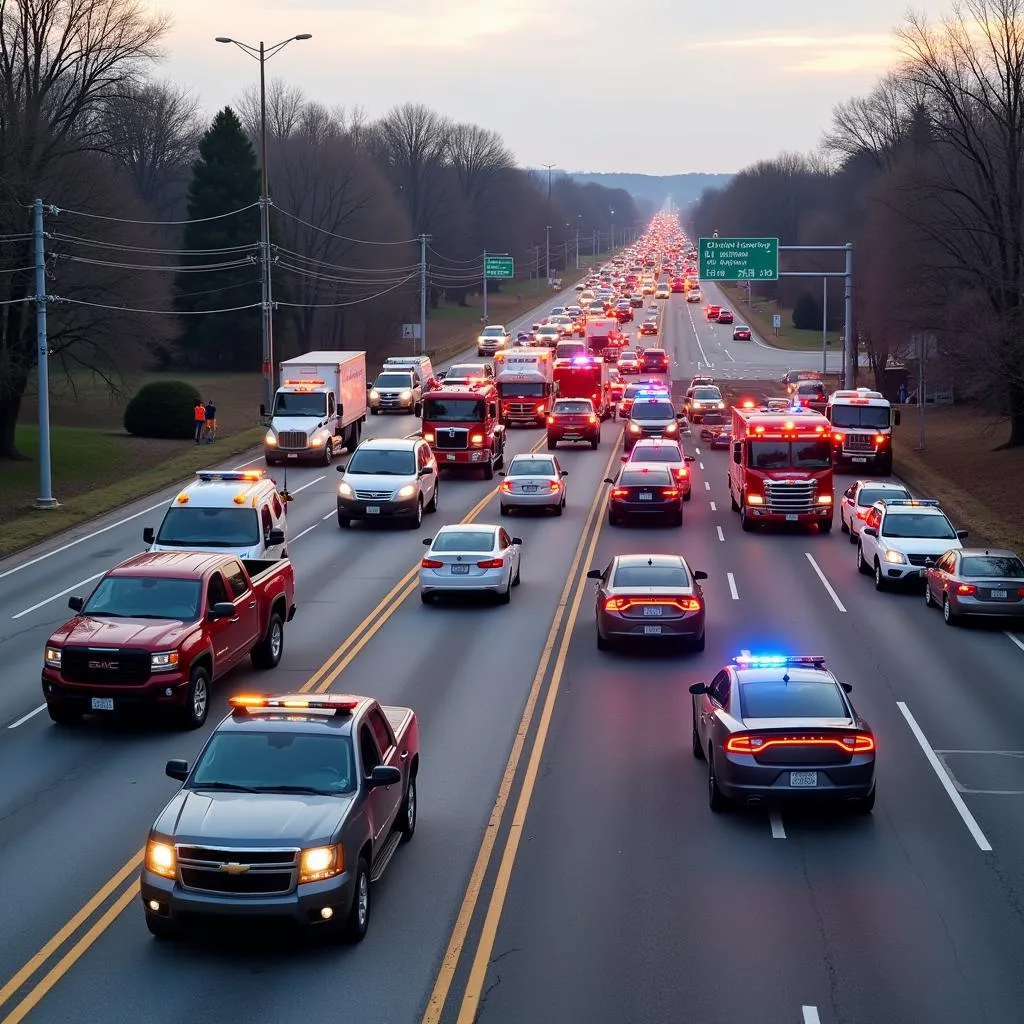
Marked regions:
[718,284,842,352]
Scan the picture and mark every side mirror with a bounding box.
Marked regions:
[603,477,615,484]
[684,456,695,463]
[142,526,155,545]
[676,413,686,420]
[693,570,708,580]
[267,528,285,546]
[68,596,84,613]
[894,410,902,426]
[561,469,568,476]
[208,601,236,619]
[620,455,628,462]
[862,527,877,537]
[419,466,433,476]
[956,530,969,540]
[586,569,603,580]
[368,765,402,788]
[259,403,266,418]
[498,470,505,476]
[422,538,433,546]
[841,682,853,694]
[336,464,347,473]
[511,537,523,546]
[165,759,189,782]
[688,683,707,695]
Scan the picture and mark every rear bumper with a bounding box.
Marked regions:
[717,755,875,802]
[548,429,599,444]
[598,609,703,641]
[609,498,681,518]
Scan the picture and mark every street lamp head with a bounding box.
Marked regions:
[215,36,232,43]
[295,33,312,40]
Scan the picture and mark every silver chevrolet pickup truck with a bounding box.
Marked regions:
[140,692,419,942]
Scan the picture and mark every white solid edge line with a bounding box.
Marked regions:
[322,511,335,521]
[12,570,106,620]
[1005,631,1024,654]
[716,526,725,543]
[8,704,46,729]
[769,811,786,838]
[291,524,319,543]
[897,701,993,852]
[290,474,325,494]
[803,553,847,613]
[802,1008,821,1024]
[727,571,739,599]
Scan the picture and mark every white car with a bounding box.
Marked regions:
[477,325,511,356]
[856,498,967,591]
[337,437,438,529]
[420,524,522,603]
[499,454,568,516]
[840,480,911,543]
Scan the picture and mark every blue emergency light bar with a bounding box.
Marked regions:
[195,470,264,482]
[732,654,826,668]
[571,356,595,365]
[878,499,940,507]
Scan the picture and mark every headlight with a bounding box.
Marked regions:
[400,390,413,401]
[145,839,176,879]
[369,389,379,400]
[150,651,180,672]
[692,401,702,408]
[310,436,324,447]
[338,481,353,497]
[299,844,342,883]
[397,484,416,499]
[665,421,678,432]
[884,549,907,564]
[264,431,277,446]
[629,423,641,433]
[717,402,725,409]
[44,646,62,668]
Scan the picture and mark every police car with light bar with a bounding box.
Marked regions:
[141,692,420,943]
[142,470,290,560]
[690,654,876,812]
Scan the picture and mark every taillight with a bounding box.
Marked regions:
[611,487,628,498]
[957,583,977,595]
[548,481,560,492]
[477,557,504,569]
[662,488,679,498]
[725,733,875,754]
[603,596,701,613]
[421,558,443,568]
[676,467,689,478]
[500,481,513,492]
[470,433,484,445]
[874,434,887,445]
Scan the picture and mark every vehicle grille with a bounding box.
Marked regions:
[907,553,941,567]
[763,479,816,514]
[433,427,469,450]
[377,392,408,408]
[507,401,540,418]
[176,846,299,896]
[843,433,876,453]
[354,489,393,500]
[60,647,151,685]
[277,430,308,450]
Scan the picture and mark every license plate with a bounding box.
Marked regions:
[365,506,380,515]
[643,625,662,635]
[991,589,1007,599]
[522,485,538,493]
[446,454,456,461]
[91,697,114,712]
[852,457,867,463]
[790,771,818,787]
[643,606,663,616]
[450,564,470,574]
[786,514,798,521]
[638,492,653,501]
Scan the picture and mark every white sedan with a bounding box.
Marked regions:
[420,524,522,604]
[839,480,911,542]
[499,454,568,516]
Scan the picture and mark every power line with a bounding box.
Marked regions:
[52,202,261,226]
[428,246,482,266]
[275,245,418,274]
[273,206,419,246]
[276,261,415,286]
[56,254,255,273]
[275,272,417,308]
[52,297,261,315]
[50,232,257,257]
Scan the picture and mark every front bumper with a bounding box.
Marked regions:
[265,445,325,463]
[369,392,416,412]
[337,495,419,520]
[744,506,833,525]
[717,753,875,803]
[41,669,189,714]
[433,449,491,466]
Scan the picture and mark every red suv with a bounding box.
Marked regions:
[547,397,600,450]
[705,304,721,321]
[717,309,734,324]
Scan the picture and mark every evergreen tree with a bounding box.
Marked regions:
[174,107,261,370]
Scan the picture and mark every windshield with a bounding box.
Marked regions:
[374,373,414,388]
[613,564,689,587]
[156,507,260,548]
[273,391,327,417]
[509,458,557,476]
[482,327,504,337]
[432,530,496,553]
[632,401,675,420]
[961,555,1024,578]
[748,440,831,469]
[881,512,957,539]
[630,446,680,463]
[500,383,545,397]
[555,401,593,414]
[857,487,909,507]
[739,681,848,719]
[619,468,672,486]
[189,732,355,795]
[82,576,202,620]
[346,448,415,475]
[693,388,722,401]
[830,406,892,429]
[423,398,485,422]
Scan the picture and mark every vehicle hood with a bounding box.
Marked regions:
[50,615,196,647]
[269,415,324,435]
[154,790,353,847]
[883,535,962,554]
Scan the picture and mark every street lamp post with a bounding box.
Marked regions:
[575,215,581,270]
[609,208,615,252]
[216,32,312,418]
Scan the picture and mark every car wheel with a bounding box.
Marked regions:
[873,559,888,591]
[691,628,706,652]
[338,512,351,529]
[181,666,210,730]
[370,407,379,416]
[608,511,618,527]
[590,438,599,450]
[408,497,423,530]
[483,455,494,481]
[397,773,417,842]
[500,504,510,517]
[341,858,370,943]
[547,439,557,450]
[684,491,691,502]
[820,519,833,534]
[420,591,432,604]
[708,747,727,812]
[596,628,609,651]
[840,514,849,534]
[924,581,936,607]
[250,612,284,670]
[322,441,332,467]
[497,576,512,604]
[47,703,82,726]
[512,557,521,586]
[145,913,179,940]
[943,594,961,626]
[857,543,870,575]
[552,501,563,516]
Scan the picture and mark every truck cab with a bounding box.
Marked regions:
[421,381,506,479]
[827,388,900,474]
[494,348,554,425]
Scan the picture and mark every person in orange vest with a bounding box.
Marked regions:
[193,401,206,445]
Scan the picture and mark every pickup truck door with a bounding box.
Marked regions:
[221,560,261,661]
[359,717,402,846]
[204,572,236,668]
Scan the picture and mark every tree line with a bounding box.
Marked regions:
[687,0,1024,447]
[0,0,644,460]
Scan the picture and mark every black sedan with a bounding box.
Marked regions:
[603,465,682,527]
[587,553,707,651]
[690,655,876,812]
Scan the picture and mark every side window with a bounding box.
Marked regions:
[845,485,856,500]
[207,573,229,608]
[260,505,273,540]
[499,528,512,548]
[359,724,381,775]
[327,393,336,417]
[368,708,394,755]
[940,552,956,573]
[709,670,730,707]
[223,560,249,599]
[272,495,283,519]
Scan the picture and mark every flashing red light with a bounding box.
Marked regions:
[676,467,689,478]
[421,558,443,568]
[547,416,555,425]
[832,432,844,442]
[588,414,599,424]
[477,557,504,569]
[547,481,561,493]
[725,733,875,755]
[956,583,977,596]
[500,481,513,492]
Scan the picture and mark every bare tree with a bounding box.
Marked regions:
[236,78,306,142]
[0,0,169,459]
[448,122,514,211]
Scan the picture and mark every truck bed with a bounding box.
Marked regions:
[240,558,290,584]
[383,705,415,740]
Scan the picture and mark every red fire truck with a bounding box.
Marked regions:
[494,348,555,425]
[728,405,834,532]
[553,355,611,419]
[421,380,506,479]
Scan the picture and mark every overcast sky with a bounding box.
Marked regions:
[154,0,954,175]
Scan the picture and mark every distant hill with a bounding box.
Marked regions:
[563,172,733,208]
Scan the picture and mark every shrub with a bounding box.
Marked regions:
[791,293,822,330]
[123,380,202,439]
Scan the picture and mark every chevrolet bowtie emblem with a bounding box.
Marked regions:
[218,862,250,874]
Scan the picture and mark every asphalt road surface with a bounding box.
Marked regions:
[1,288,1021,1024]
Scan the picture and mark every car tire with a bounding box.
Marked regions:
[925,582,936,608]
[341,858,370,943]
[692,718,705,759]
[408,498,423,530]
[857,543,870,575]
[397,773,417,842]
[250,612,284,670]
[708,747,727,812]
[145,913,179,940]
[426,483,438,513]
[370,407,379,416]
[840,515,849,534]
[47,703,82,726]
[821,519,833,534]
[740,502,753,532]
[547,439,556,451]
[420,591,432,604]
[552,502,563,516]
[943,594,961,626]
[590,438,599,450]
[497,577,512,604]
[483,456,494,481]
[512,558,521,586]
[500,504,510,517]
[684,491,691,502]
[608,511,618,527]
[596,629,609,651]
[691,628,706,652]
[338,512,351,529]
[181,665,210,730]
[322,441,333,467]
[873,559,888,591]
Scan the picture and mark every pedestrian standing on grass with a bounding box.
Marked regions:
[204,399,217,443]
[193,401,206,444]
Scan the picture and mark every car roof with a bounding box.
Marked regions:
[632,438,681,449]
[356,437,419,451]
[957,547,1020,558]
[436,523,498,534]
[174,475,275,508]
[613,553,687,570]
[855,480,907,490]
[732,667,837,686]
[875,501,946,515]
[110,551,228,578]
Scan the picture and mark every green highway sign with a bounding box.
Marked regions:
[698,237,778,281]
[484,255,514,279]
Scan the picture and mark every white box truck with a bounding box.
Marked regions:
[263,350,367,466]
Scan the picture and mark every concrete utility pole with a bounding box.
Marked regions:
[545,224,551,283]
[575,215,581,270]
[32,198,57,509]
[419,233,431,355]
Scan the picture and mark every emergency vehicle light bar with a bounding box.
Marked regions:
[229,694,359,714]
[281,379,326,389]
[196,470,264,482]
[878,498,940,507]
[732,655,826,668]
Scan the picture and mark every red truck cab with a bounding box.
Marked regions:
[553,355,611,419]
[421,380,507,478]
[42,552,296,728]
[728,405,834,532]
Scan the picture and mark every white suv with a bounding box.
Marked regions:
[856,498,967,591]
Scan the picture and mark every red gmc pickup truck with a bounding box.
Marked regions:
[41,552,296,729]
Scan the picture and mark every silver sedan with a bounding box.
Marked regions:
[420,524,522,604]
[924,548,1024,624]
[499,454,568,516]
